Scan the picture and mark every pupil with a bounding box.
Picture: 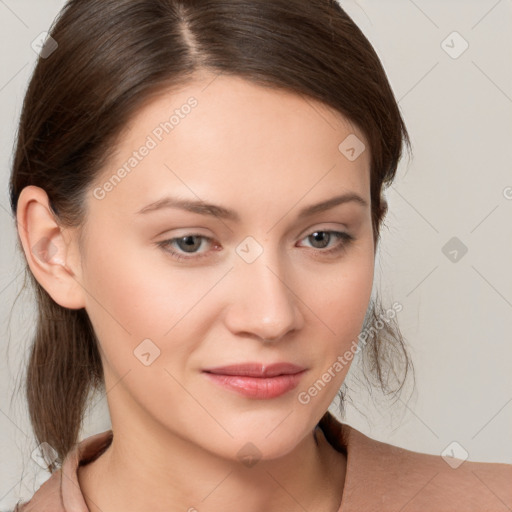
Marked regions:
[311,231,329,248]
[179,236,201,252]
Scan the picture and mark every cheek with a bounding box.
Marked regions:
[307,245,374,337]
[296,252,374,397]
[79,234,201,365]
[81,224,373,371]
[294,252,374,408]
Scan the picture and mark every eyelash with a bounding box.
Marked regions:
[156,230,355,262]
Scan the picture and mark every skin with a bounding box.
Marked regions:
[17,71,376,511]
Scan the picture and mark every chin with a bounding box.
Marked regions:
[206,415,312,463]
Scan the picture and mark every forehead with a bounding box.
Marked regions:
[90,73,371,218]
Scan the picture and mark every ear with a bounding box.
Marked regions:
[380,195,388,218]
[16,185,86,309]
[373,195,389,256]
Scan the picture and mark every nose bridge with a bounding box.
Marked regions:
[226,239,303,341]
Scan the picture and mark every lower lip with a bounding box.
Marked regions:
[203,371,306,399]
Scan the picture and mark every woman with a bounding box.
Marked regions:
[8,0,511,511]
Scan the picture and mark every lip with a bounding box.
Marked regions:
[203,362,306,377]
[202,362,307,399]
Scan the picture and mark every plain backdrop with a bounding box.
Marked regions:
[1,0,511,507]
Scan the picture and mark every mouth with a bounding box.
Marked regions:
[202,362,307,399]
[202,362,306,377]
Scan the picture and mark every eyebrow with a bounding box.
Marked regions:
[135,192,368,221]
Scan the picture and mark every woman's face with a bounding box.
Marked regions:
[77,73,375,460]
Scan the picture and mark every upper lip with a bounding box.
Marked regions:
[202,362,306,377]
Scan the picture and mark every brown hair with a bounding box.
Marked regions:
[9,0,414,472]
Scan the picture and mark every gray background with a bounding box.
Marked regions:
[1,0,511,507]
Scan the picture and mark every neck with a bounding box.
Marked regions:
[78,424,346,512]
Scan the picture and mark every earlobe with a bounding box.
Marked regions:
[16,186,86,310]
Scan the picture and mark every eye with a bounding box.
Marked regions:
[157,234,217,261]
[298,230,354,255]
[157,229,355,262]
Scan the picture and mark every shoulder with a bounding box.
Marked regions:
[13,429,113,512]
[342,423,512,512]
[317,412,512,512]
[11,469,62,511]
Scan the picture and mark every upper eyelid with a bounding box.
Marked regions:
[160,221,351,240]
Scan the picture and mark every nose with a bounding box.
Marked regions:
[223,249,305,343]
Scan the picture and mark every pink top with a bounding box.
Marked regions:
[13,411,512,511]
